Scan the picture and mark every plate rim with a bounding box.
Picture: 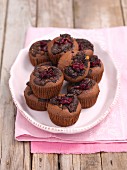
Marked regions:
[9,37,121,134]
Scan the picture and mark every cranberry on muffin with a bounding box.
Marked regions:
[67,78,100,108]
[47,94,81,127]
[29,40,51,66]
[30,65,64,99]
[76,39,94,57]
[47,34,78,65]
[24,82,49,111]
[58,51,90,82]
[87,55,104,83]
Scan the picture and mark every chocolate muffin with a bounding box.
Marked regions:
[30,65,64,99]
[67,78,100,108]
[47,34,78,65]
[36,61,53,67]
[76,39,94,57]
[87,55,104,83]
[29,40,51,66]
[58,51,90,82]
[47,94,81,127]
[24,82,49,111]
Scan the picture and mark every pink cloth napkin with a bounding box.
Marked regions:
[15,27,127,154]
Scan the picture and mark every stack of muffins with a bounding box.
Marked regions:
[24,34,104,127]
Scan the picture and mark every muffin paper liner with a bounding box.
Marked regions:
[87,71,103,83]
[48,111,80,127]
[31,81,63,99]
[29,53,50,66]
[79,95,99,109]
[24,95,48,111]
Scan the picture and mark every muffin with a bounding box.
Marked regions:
[58,51,90,82]
[76,39,94,57]
[87,55,104,83]
[67,78,100,108]
[36,61,53,67]
[47,34,78,65]
[30,65,64,99]
[29,40,51,66]
[24,82,49,111]
[47,94,81,127]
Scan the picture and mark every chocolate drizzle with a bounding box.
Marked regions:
[68,78,95,95]
[50,94,78,113]
[76,39,94,51]
[30,40,50,57]
[33,66,62,86]
[64,51,89,78]
[51,34,74,55]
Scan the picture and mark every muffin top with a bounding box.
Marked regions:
[76,39,94,51]
[90,55,101,68]
[68,78,96,95]
[50,94,79,112]
[64,51,89,78]
[29,40,50,57]
[51,34,74,55]
[32,65,62,86]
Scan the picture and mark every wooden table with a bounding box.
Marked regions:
[0,0,127,169]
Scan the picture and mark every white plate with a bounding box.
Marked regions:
[9,30,120,134]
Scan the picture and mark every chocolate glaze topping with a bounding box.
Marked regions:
[30,40,50,57]
[33,66,62,86]
[51,34,74,55]
[68,78,95,95]
[90,55,101,68]
[64,51,89,78]
[76,39,94,51]
[50,94,78,112]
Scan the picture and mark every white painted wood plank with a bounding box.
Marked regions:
[32,154,58,170]
[37,0,73,27]
[74,0,123,28]
[0,0,8,77]
[0,0,36,169]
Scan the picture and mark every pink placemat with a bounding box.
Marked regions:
[15,27,127,154]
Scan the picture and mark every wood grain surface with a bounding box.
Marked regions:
[0,0,127,169]
[0,0,36,169]
[0,0,8,79]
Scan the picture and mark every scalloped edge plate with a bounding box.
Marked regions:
[9,30,120,134]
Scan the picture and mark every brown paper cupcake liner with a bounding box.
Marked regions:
[87,71,103,83]
[29,53,50,66]
[24,95,48,111]
[48,111,80,127]
[31,81,63,99]
[79,95,99,109]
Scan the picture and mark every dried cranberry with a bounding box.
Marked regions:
[51,34,73,55]
[59,97,73,104]
[72,62,84,71]
[90,55,101,67]
[50,94,78,112]
[40,40,50,52]
[39,68,55,79]
[68,78,95,96]
[79,83,90,90]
